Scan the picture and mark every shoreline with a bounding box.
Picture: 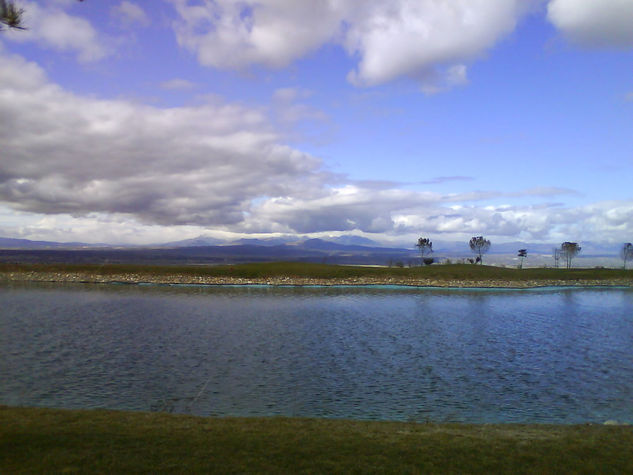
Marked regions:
[1,269,631,289]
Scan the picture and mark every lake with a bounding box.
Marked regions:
[1,282,632,423]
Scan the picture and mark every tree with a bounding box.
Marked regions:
[553,247,561,268]
[1,0,83,31]
[621,243,633,270]
[560,242,581,269]
[0,0,25,30]
[469,236,490,265]
[517,249,527,269]
[416,237,433,265]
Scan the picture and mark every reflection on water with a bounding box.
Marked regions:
[1,282,632,423]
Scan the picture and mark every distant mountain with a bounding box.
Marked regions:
[573,241,624,256]
[163,235,385,249]
[428,241,560,256]
[483,241,555,255]
[0,237,103,249]
[326,235,382,247]
[229,237,297,247]
[295,238,397,252]
[482,241,621,256]
[160,236,225,247]
[0,235,625,266]
[0,237,417,266]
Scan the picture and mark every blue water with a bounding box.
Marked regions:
[1,282,632,423]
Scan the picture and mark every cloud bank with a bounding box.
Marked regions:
[2,2,632,245]
[1,49,632,245]
[0,51,327,228]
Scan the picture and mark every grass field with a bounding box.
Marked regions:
[1,261,631,283]
[2,406,632,473]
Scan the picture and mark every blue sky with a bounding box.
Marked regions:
[0,0,632,246]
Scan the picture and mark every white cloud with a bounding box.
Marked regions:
[0,51,327,228]
[547,0,633,47]
[112,1,150,27]
[344,0,523,88]
[273,87,313,102]
[3,1,108,62]
[0,208,213,245]
[2,50,632,245]
[391,201,633,244]
[170,0,348,69]
[169,0,527,90]
[244,186,438,234]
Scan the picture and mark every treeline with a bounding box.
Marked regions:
[414,237,633,270]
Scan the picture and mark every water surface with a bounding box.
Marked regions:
[1,282,632,423]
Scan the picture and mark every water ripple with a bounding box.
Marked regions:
[1,282,632,423]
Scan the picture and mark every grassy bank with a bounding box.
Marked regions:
[2,406,632,473]
[1,261,631,284]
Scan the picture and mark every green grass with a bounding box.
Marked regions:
[1,406,632,473]
[1,261,631,282]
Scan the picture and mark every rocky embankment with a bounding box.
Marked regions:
[1,270,631,288]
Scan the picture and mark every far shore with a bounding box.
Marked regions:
[1,262,631,289]
[2,270,633,289]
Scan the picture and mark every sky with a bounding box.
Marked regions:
[0,0,632,247]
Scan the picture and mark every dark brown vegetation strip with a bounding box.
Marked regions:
[1,406,632,473]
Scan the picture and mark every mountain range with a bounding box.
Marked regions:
[0,235,626,267]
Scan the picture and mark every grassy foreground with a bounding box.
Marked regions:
[2,406,632,473]
[1,261,631,283]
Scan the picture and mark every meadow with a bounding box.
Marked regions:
[1,261,631,284]
[2,406,632,473]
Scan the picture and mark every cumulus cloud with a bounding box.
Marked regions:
[0,51,328,227]
[0,207,216,245]
[273,87,313,102]
[244,186,439,234]
[170,0,348,69]
[391,200,633,244]
[3,1,108,62]
[112,1,150,27]
[169,0,527,90]
[2,50,632,245]
[241,186,580,237]
[547,0,633,47]
[344,0,523,88]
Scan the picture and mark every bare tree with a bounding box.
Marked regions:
[416,237,433,265]
[469,236,490,265]
[621,243,633,270]
[0,0,25,30]
[517,249,527,269]
[560,242,581,269]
